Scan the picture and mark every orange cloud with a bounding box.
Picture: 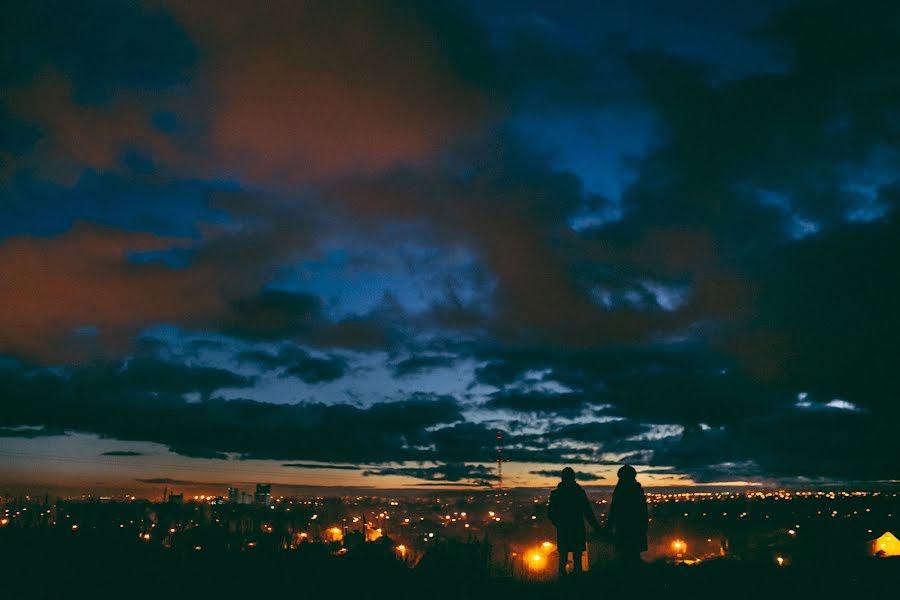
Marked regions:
[0,224,226,363]
[170,0,493,183]
[4,72,179,183]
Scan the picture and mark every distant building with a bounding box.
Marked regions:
[872,531,900,557]
[168,493,183,505]
[227,487,239,503]
[254,484,271,506]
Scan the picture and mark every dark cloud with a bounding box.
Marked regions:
[529,469,605,482]
[391,355,458,378]
[730,216,900,414]
[282,463,360,471]
[237,345,348,384]
[226,291,322,342]
[362,462,498,485]
[550,420,650,444]
[167,446,229,460]
[2,0,900,485]
[282,353,347,385]
[100,451,143,456]
[135,478,218,486]
[640,405,899,482]
[0,1,195,98]
[0,360,464,463]
[485,390,589,415]
[0,426,66,438]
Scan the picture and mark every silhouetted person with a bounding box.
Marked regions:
[607,464,648,569]
[548,467,601,577]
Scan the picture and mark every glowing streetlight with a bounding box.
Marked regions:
[776,556,785,567]
[672,539,686,554]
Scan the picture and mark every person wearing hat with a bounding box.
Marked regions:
[607,464,648,569]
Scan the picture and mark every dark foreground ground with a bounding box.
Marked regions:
[2,530,897,599]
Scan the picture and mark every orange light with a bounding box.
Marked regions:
[0,518,8,526]
[71,524,79,531]
[532,554,542,562]
[672,539,686,553]
[776,556,785,566]
[542,541,553,548]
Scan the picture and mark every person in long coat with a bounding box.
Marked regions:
[547,467,601,576]
[607,464,648,569]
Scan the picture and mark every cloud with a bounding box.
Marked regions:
[281,352,347,385]
[485,390,589,415]
[100,451,143,456]
[0,224,223,362]
[391,355,458,378]
[2,0,900,486]
[362,462,498,484]
[135,478,218,486]
[0,426,66,438]
[530,469,605,482]
[237,344,348,384]
[282,463,359,471]
[550,420,650,444]
[167,0,496,183]
[0,360,463,463]
[226,291,323,341]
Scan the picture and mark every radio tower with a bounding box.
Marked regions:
[495,430,509,489]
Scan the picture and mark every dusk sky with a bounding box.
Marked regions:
[1,0,899,492]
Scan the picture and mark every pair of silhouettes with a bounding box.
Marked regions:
[547,465,648,577]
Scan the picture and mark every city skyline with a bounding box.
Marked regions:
[2,0,900,490]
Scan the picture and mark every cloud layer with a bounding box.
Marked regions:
[2,0,899,485]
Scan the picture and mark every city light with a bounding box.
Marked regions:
[873,531,900,557]
[776,556,785,567]
[672,539,686,554]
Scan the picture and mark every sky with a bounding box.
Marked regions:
[1,0,899,492]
